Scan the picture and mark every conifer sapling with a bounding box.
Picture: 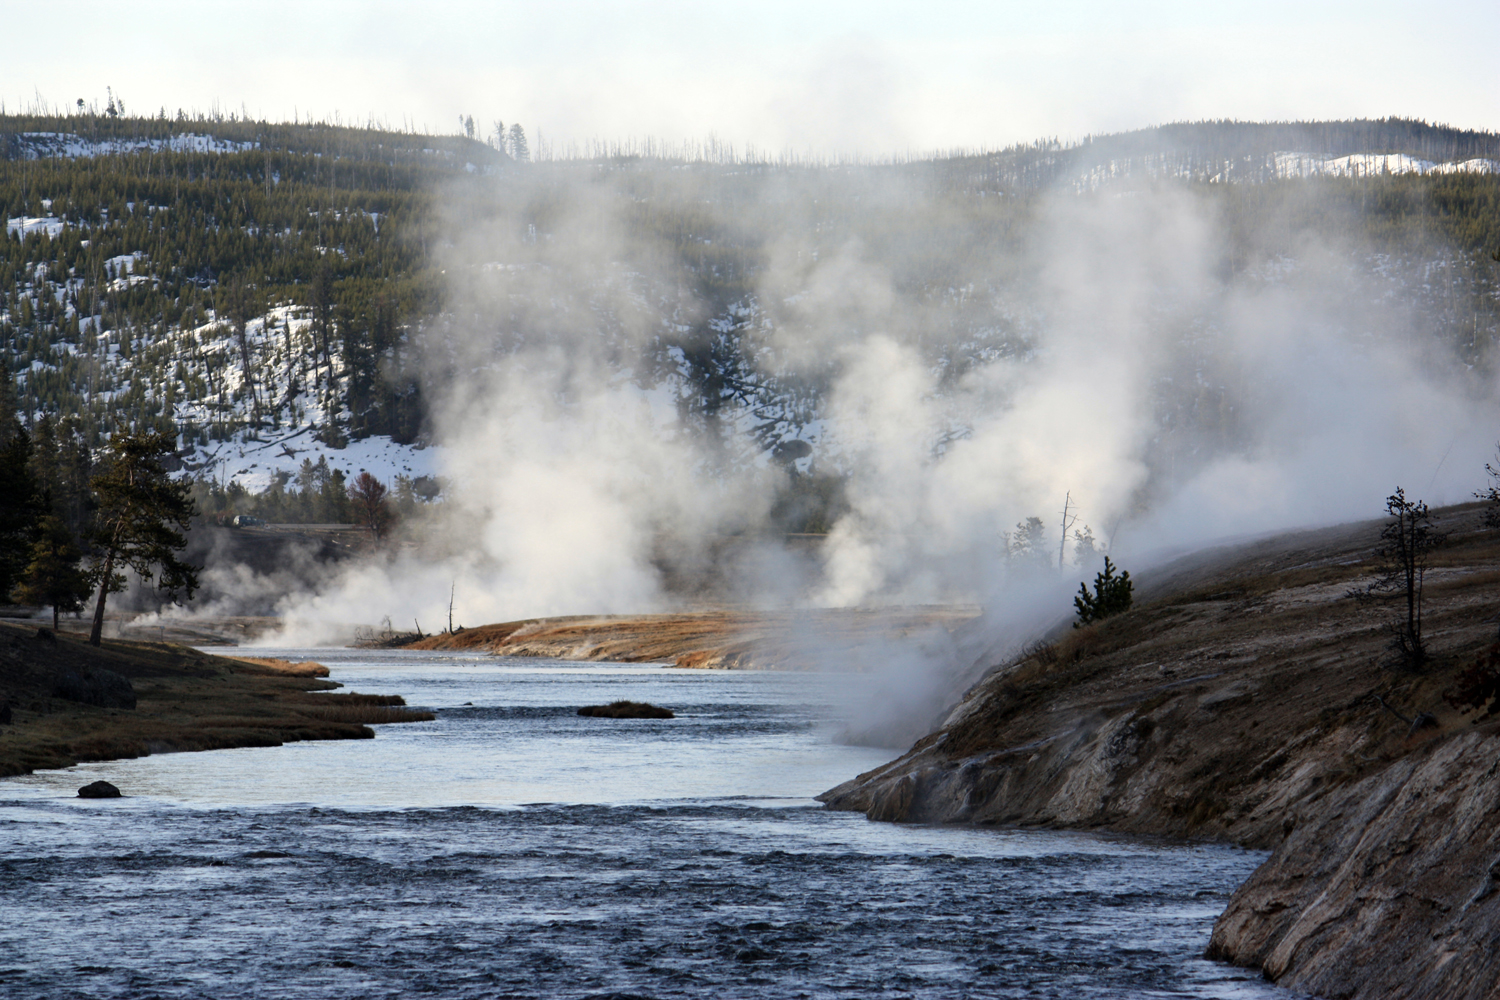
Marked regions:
[1074,556,1133,628]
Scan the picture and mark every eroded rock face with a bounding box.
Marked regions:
[1207,731,1500,1000]
[817,666,1361,848]
[817,507,1500,999]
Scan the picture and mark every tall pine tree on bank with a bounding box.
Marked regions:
[13,514,92,629]
[0,428,44,599]
[86,431,199,646]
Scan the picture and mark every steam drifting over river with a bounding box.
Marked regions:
[266,164,1498,650]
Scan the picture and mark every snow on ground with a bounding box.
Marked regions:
[1273,152,1500,178]
[1072,151,1500,191]
[17,132,256,159]
[152,302,445,492]
[193,429,444,494]
[6,216,65,238]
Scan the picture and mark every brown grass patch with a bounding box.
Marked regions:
[577,700,675,719]
[230,657,330,677]
[0,621,434,776]
[296,704,436,724]
[296,692,433,724]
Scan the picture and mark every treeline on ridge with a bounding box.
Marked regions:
[0,113,1497,534]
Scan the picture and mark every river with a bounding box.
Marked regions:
[0,647,1297,998]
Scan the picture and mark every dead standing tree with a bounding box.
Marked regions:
[1058,491,1079,569]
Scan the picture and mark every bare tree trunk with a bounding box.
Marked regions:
[89,511,127,647]
[1058,491,1076,570]
[237,322,258,422]
[89,546,115,647]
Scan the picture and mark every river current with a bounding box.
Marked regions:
[1,648,1296,999]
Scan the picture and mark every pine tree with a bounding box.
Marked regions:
[0,428,44,597]
[318,466,350,523]
[86,430,199,645]
[1074,556,1133,627]
[0,363,21,443]
[13,514,92,629]
[1009,516,1051,570]
[507,124,529,162]
[1355,488,1446,670]
[310,260,335,394]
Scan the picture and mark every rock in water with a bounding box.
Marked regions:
[78,780,122,799]
[577,700,674,719]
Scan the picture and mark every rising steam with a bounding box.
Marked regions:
[239,166,1494,696]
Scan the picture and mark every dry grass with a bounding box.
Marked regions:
[230,657,331,677]
[0,623,432,776]
[296,705,435,724]
[295,692,434,724]
[577,700,675,719]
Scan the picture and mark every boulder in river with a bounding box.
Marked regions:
[77,780,122,798]
[577,700,674,719]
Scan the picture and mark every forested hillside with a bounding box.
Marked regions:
[2,112,1498,540]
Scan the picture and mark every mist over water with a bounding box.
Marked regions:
[217,164,1500,734]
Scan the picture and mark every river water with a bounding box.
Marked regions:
[0,648,1296,999]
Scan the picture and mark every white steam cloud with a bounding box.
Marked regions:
[242,168,1495,715]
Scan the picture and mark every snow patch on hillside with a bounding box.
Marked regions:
[17,132,257,159]
[1072,151,1500,191]
[192,428,444,495]
[6,216,64,238]
[1273,152,1500,178]
[143,303,437,492]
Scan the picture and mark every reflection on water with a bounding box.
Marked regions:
[0,649,1294,998]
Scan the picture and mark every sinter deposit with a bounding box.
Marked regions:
[821,503,1500,998]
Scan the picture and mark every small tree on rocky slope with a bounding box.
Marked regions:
[1074,556,1133,627]
[1354,488,1445,671]
[1477,453,1500,529]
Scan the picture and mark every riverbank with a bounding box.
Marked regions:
[2,649,1277,999]
[401,607,981,669]
[0,622,431,777]
[817,501,1500,997]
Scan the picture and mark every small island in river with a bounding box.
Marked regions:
[578,700,675,719]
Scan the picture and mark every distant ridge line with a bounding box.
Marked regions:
[3,114,1499,175]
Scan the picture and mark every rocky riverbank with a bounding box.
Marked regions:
[0,622,431,777]
[819,503,1500,997]
[1206,728,1500,999]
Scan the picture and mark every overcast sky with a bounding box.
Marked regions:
[6,1,1498,156]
